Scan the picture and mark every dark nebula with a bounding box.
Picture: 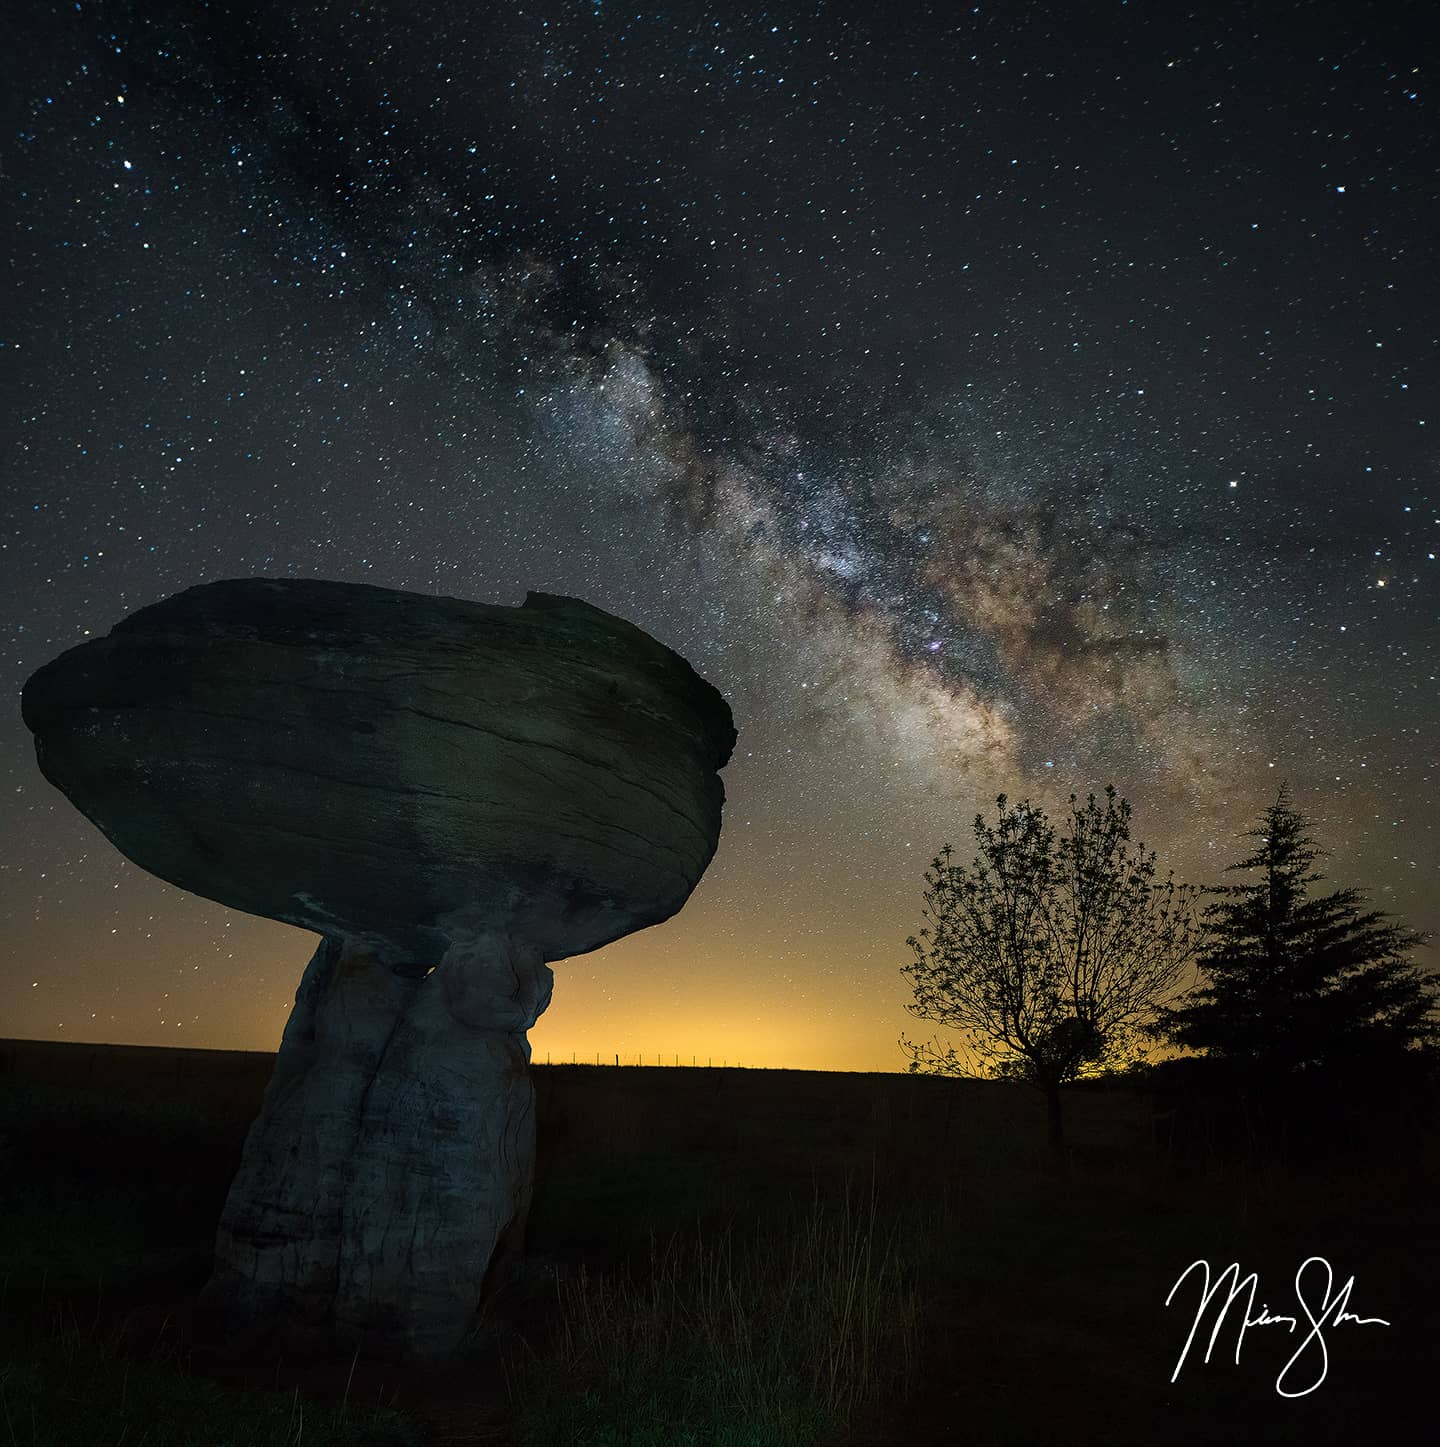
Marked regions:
[3,1,1435,1067]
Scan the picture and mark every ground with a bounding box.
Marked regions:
[1,1038,1434,1445]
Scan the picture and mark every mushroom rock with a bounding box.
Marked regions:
[20,577,735,1362]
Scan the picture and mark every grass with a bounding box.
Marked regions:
[0,1182,920,1447]
[0,1183,153,1292]
[503,1183,920,1446]
[1,1041,1436,1445]
[0,1290,424,1447]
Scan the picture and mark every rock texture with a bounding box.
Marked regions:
[21,578,735,1361]
[21,578,735,964]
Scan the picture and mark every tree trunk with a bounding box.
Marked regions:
[195,929,553,1363]
[1045,1081,1065,1149]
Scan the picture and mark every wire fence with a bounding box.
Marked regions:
[541,1052,748,1068]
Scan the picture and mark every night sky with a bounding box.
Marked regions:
[3,1,1435,1071]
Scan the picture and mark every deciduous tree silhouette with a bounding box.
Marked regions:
[1158,789,1439,1078]
[901,788,1196,1148]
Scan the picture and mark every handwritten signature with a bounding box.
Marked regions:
[1165,1256,1391,1397]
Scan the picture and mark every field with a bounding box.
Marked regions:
[1,1036,1435,1445]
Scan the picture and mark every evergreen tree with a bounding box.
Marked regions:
[1160,789,1439,1075]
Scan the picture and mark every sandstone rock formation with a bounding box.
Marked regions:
[21,578,735,1361]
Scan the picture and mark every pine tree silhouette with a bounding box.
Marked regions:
[1160,788,1439,1076]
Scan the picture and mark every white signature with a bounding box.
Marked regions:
[1165,1256,1391,1398]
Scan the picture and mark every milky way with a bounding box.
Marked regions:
[3,1,1435,1065]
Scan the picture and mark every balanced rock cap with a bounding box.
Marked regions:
[22,578,736,962]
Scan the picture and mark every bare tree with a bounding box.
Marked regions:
[901,787,1197,1148]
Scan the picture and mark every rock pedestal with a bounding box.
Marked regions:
[21,578,734,1361]
[200,928,554,1360]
